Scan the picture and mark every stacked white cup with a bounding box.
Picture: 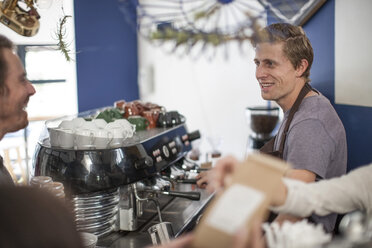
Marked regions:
[48,118,136,149]
[48,120,76,149]
[104,119,135,147]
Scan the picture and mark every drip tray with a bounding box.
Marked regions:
[97,189,213,248]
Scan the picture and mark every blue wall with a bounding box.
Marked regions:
[303,0,372,170]
[74,0,139,112]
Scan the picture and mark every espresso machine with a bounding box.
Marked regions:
[32,107,209,247]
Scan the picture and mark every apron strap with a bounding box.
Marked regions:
[277,83,312,154]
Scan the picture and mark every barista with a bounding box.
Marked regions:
[0,34,82,247]
[197,23,347,233]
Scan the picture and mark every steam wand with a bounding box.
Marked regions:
[133,183,163,222]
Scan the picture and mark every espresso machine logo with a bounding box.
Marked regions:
[0,0,40,37]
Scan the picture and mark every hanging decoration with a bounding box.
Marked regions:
[119,0,327,58]
[120,0,266,57]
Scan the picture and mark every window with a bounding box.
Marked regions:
[0,44,78,184]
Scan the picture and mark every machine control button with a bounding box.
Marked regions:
[162,145,170,158]
[152,149,161,157]
[169,141,176,148]
[171,148,177,154]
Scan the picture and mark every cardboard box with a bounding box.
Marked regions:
[191,153,290,248]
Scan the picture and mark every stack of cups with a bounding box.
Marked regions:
[43,181,65,200]
[30,176,52,187]
[30,176,65,201]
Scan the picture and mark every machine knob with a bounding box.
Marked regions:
[134,157,153,170]
[162,145,170,158]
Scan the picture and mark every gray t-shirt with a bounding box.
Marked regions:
[274,93,347,232]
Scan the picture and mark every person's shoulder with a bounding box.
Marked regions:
[314,94,334,108]
[303,93,332,110]
[293,94,345,138]
[299,94,340,121]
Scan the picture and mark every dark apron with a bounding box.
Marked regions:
[259,83,315,159]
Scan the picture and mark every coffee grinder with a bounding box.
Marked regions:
[245,106,279,151]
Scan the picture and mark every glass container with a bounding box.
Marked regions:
[245,106,280,150]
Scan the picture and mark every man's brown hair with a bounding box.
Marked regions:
[0,35,14,95]
[252,23,314,83]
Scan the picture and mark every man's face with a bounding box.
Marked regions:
[254,42,301,110]
[0,49,36,133]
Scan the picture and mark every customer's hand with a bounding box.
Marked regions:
[208,155,287,207]
[147,233,193,248]
[270,178,288,207]
[207,155,240,193]
[196,171,209,189]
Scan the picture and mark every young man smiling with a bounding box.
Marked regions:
[251,23,347,232]
[0,34,36,185]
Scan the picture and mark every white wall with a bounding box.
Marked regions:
[138,39,269,160]
[335,0,372,107]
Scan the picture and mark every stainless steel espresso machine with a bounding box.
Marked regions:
[32,107,212,247]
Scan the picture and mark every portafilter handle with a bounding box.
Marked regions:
[187,130,201,142]
[155,190,200,201]
[175,178,198,184]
